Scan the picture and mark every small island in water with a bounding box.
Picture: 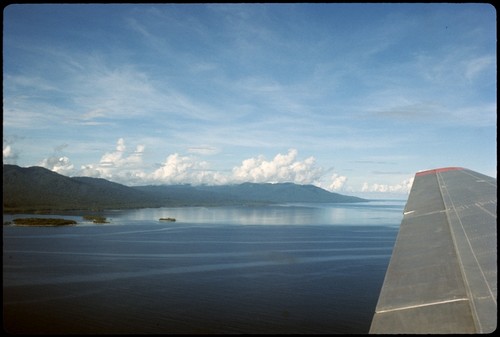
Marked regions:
[82,215,109,224]
[6,216,110,227]
[11,218,77,227]
[159,217,176,222]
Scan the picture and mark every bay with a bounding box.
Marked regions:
[3,201,404,334]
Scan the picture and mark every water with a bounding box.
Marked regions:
[3,201,404,334]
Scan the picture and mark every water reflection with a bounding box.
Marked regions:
[3,201,406,227]
[105,201,405,227]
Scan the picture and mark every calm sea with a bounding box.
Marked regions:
[3,201,404,334]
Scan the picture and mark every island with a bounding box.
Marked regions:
[12,218,77,227]
[159,217,176,222]
[82,215,109,224]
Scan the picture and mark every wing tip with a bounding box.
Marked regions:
[415,167,465,177]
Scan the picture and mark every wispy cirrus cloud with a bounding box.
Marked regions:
[464,55,495,81]
[5,52,237,151]
[187,146,220,156]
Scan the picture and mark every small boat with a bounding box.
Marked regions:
[159,217,176,222]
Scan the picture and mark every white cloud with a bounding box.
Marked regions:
[361,176,414,194]
[31,138,416,197]
[148,149,354,192]
[464,55,495,81]
[38,156,74,176]
[187,145,220,155]
[67,60,230,127]
[81,108,107,121]
[148,148,327,186]
[151,153,195,183]
[231,149,323,185]
[80,138,146,184]
[150,153,228,185]
[3,145,12,158]
[324,173,348,192]
[3,144,18,164]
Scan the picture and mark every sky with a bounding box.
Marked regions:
[3,3,497,198]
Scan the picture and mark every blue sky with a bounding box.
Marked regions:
[3,4,496,198]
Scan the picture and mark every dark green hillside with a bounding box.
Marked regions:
[3,165,162,212]
[135,182,366,205]
[195,182,366,203]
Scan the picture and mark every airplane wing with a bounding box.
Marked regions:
[370,167,497,333]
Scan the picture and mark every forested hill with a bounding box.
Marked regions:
[3,164,162,212]
[3,164,366,212]
[136,182,366,205]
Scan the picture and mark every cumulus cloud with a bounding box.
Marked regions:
[80,138,146,184]
[37,143,75,175]
[361,176,414,194]
[149,148,328,187]
[31,137,414,197]
[148,149,353,191]
[231,149,323,185]
[324,173,348,192]
[3,137,22,164]
[151,153,196,183]
[75,143,359,192]
[151,153,228,185]
[3,144,19,164]
[38,156,75,176]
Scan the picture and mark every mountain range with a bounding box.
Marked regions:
[3,164,366,212]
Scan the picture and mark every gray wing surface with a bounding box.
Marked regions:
[370,167,497,333]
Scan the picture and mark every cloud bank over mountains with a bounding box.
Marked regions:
[4,138,412,195]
